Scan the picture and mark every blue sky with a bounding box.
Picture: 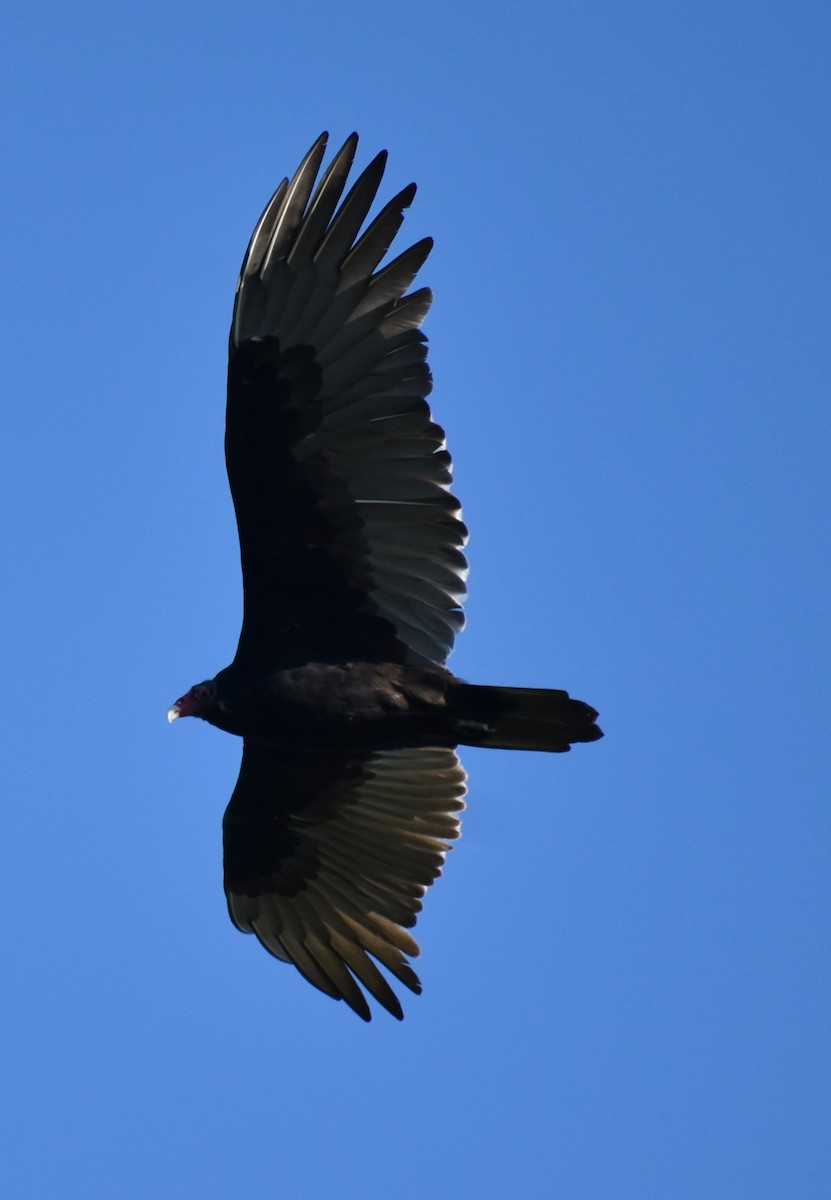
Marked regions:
[2,2,829,1196]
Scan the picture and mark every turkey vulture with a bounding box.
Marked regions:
[168,132,602,1021]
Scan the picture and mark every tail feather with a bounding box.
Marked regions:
[451,684,602,753]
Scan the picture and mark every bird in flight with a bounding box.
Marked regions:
[168,133,602,1021]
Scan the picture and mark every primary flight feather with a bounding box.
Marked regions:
[169,132,602,1021]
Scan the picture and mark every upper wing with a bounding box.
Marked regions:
[226,132,468,671]
[223,739,466,1021]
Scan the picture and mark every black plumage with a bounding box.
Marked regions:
[168,133,602,1020]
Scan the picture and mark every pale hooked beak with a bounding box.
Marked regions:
[166,702,182,723]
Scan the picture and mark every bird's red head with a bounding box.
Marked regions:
[167,680,217,723]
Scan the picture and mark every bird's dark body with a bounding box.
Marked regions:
[169,132,602,1021]
[204,659,600,754]
[207,661,454,749]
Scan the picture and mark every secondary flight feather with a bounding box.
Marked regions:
[168,132,602,1021]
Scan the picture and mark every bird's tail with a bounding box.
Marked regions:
[450,683,602,752]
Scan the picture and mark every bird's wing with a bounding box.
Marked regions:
[223,739,466,1021]
[226,132,468,670]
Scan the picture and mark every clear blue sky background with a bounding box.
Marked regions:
[2,2,829,1197]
